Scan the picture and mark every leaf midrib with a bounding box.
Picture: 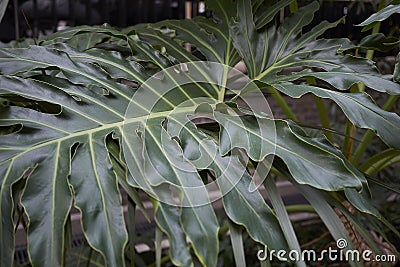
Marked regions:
[1,106,197,164]
[0,57,132,101]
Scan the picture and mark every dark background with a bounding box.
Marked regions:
[0,0,399,44]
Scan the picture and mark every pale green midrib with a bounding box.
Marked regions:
[265,71,384,85]
[0,77,124,120]
[139,31,194,62]
[215,0,230,33]
[152,202,190,265]
[165,22,224,64]
[131,43,205,108]
[260,31,268,72]
[69,54,146,84]
[1,118,71,134]
[88,133,118,266]
[134,107,269,226]
[60,159,73,267]
[129,31,220,98]
[327,90,400,129]
[159,20,232,99]
[218,66,229,102]
[85,33,95,50]
[243,2,257,77]
[255,52,343,81]
[220,115,361,185]
[276,83,400,129]
[0,57,132,101]
[267,59,342,74]
[273,16,306,65]
[36,79,125,119]
[1,100,107,128]
[196,20,229,43]
[289,23,333,54]
[70,202,107,265]
[1,106,197,163]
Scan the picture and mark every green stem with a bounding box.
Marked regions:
[351,95,400,165]
[85,247,93,267]
[285,204,316,213]
[258,244,271,267]
[342,49,360,157]
[264,177,306,267]
[262,0,299,123]
[268,87,299,122]
[63,214,72,267]
[148,255,170,267]
[342,119,356,159]
[346,0,386,161]
[218,65,230,102]
[289,0,298,14]
[361,151,400,176]
[307,77,334,142]
[313,96,333,142]
[218,222,230,238]
[228,220,246,267]
[365,0,387,60]
[155,227,163,267]
[128,197,136,267]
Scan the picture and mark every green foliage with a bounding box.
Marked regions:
[358,4,400,31]
[0,0,9,23]
[0,1,399,266]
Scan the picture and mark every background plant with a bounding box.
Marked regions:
[0,0,400,266]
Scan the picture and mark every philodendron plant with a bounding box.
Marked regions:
[0,0,400,266]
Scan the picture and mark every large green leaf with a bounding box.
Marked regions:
[395,52,400,82]
[126,123,220,267]
[214,110,364,191]
[0,0,8,23]
[119,128,193,267]
[0,154,35,266]
[254,0,293,29]
[268,69,400,95]
[230,0,310,78]
[232,1,337,79]
[230,0,400,93]
[69,132,128,267]
[0,74,129,266]
[22,143,73,267]
[273,83,400,149]
[358,33,400,52]
[358,4,400,31]
[164,110,288,251]
[1,1,399,266]
[0,47,221,266]
[133,0,240,72]
[230,0,400,148]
